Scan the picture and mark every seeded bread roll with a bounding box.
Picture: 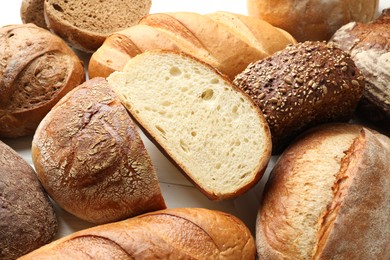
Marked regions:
[247,0,379,42]
[0,140,57,259]
[330,8,390,135]
[0,23,85,138]
[234,41,364,154]
[20,0,47,29]
[44,0,152,52]
[256,123,390,259]
[32,77,166,224]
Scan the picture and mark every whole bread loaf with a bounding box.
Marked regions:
[330,8,390,135]
[0,24,85,138]
[32,77,166,224]
[256,123,390,259]
[247,0,379,42]
[20,208,256,259]
[89,11,297,79]
[234,41,365,154]
[0,140,57,259]
[108,50,272,201]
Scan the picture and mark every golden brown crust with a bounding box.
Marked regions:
[234,41,365,154]
[0,23,85,138]
[31,77,166,224]
[21,208,256,259]
[88,11,296,79]
[0,140,57,259]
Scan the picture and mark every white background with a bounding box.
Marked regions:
[0,0,389,240]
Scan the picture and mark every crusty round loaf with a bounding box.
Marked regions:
[32,77,166,224]
[247,0,379,42]
[330,8,390,135]
[44,0,152,52]
[20,0,47,29]
[0,24,85,138]
[233,41,365,154]
[0,140,57,259]
[256,123,390,259]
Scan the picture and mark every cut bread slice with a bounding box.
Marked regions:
[107,51,272,200]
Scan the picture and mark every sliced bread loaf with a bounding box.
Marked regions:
[107,51,272,200]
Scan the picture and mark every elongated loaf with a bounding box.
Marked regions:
[107,51,272,200]
[21,208,256,259]
[32,77,166,224]
[256,123,390,259]
[89,11,296,79]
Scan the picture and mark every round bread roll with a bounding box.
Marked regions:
[44,0,152,52]
[32,77,166,224]
[0,24,85,138]
[20,0,47,29]
[247,0,379,42]
[0,140,57,259]
[233,41,364,154]
[330,8,390,135]
[256,123,390,259]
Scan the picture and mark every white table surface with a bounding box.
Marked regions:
[0,0,389,240]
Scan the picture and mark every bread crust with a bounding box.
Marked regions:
[32,77,166,224]
[20,208,256,259]
[256,123,390,259]
[0,23,85,138]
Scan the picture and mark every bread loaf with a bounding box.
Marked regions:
[32,77,166,224]
[233,41,365,154]
[0,140,57,259]
[89,11,297,79]
[20,0,47,29]
[330,8,390,135]
[21,208,256,259]
[44,0,152,52]
[107,51,272,200]
[256,123,390,259]
[247,0,380,42]
[0,23,85,138]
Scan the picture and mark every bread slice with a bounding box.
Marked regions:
[107,51,272,200]
[44,0,151,52]
[20,0,47,29]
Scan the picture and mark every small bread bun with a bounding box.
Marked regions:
[44,0,152,52]
[256,123,390,259]
[0,140,57,259]
[32,77,166,224]
[247,0,379,42]
[20,0,47,29]
[0,24,85,138]
[234,41,364,153]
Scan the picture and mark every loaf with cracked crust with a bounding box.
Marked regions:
[256,123,390,259]
[0,140,57,259]
[20,208,256,259]
[89,11,296,79]
[32,77,166,224]
[234,41,365,154]
[0,23,85,138]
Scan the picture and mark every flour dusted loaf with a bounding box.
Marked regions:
[331,8,390,134]
[32,77,166,224]
[108,51,272,200]
[0,23,85,138]
[20,0,47,28]
[234,41,365,153]
[21,208,256,259]
[0,140,57,259]
[89,11,296,79]
[247,0,379,42]
[44,0,152,52]
[256,123,390,259]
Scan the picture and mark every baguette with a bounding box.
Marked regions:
[107,50,272,200]
[256,123,390,259]
[20,208,256,259]
[89,11,296,79]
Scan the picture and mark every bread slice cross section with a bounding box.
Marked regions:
[108,51,272,200]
